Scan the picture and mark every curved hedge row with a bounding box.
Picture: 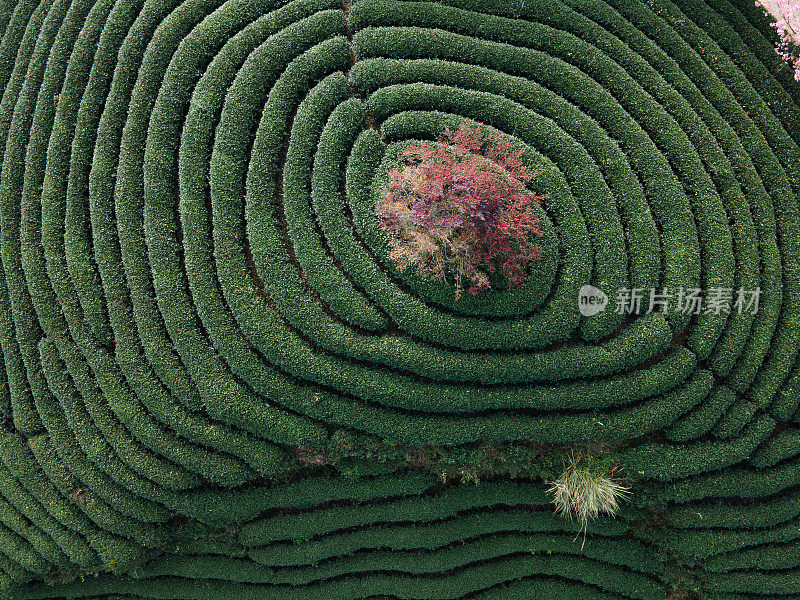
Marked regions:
[0,0,796,597]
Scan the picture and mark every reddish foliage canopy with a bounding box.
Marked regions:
[377,121,547,298]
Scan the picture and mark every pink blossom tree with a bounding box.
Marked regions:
[756,0,800,81]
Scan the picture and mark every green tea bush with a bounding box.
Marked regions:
[0,0,796,598]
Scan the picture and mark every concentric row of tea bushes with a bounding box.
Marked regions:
[348,0,798,380]
[11,479,665,600]
[0,0,797,596]
[638,416,800,595]
[339,4,798,599]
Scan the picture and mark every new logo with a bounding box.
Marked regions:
[578,285,609,316]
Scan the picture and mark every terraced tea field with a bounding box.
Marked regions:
[0,0,797,597]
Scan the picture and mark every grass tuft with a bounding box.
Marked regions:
[547,453,632,548]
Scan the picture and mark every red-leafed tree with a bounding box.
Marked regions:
[377,121,547,299]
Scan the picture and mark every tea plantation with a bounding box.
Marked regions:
[0,0,797,597]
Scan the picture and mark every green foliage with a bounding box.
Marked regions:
[0,0,796,597]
